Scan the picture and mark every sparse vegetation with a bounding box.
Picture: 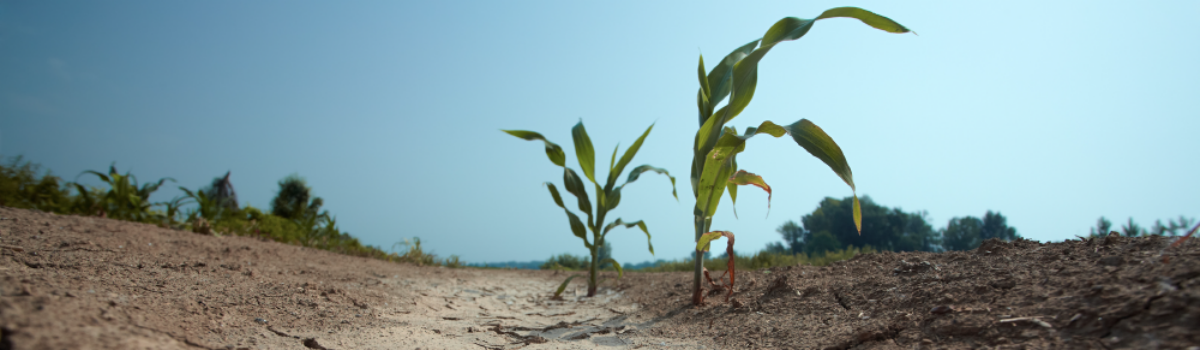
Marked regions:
[1089,215,1196,238]
[0,156,433,267]
[389,237,461,267]
[633,246,878,272]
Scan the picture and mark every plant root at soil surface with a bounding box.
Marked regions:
[1,206,1199,349]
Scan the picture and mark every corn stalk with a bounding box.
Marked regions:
[689,7,912,305]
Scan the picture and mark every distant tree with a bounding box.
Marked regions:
[775,220,807,254]
[891,209,940,252]
[980,211,1020,241]
[1089,216,1113,237]
[940,211,1020,251]
[763,241,789,255]
[806,231,842,256]
[271,174,323,220]
[798,196,940,253]
[1121,217,1146,237]
[941,216,983,251]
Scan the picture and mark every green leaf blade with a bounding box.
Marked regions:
[571,122,597,185]
[624,165,677,201]
[608,124,654,190]
[784,119,855,191]
[695,149,735,217]
[546,183,588,241]
[853,194,862,235]
[704,40,760,120]
[816,7,912,34]
[554,274,584,298]
[561,168,593,228]
[602,218,654,255]
[604,259,624,279]
[503,130,566,167]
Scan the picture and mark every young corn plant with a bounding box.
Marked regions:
[688,7,912,305]
[505,121,677,297]
[78,164,174,223]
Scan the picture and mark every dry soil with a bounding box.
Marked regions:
[1,206,1197,349]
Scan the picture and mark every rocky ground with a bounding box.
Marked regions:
[1,206,1197,349]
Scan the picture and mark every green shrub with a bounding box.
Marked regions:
[0,156,73,213]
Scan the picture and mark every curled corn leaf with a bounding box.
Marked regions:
[603,259,623,279]
[554,274,584,298]
[502,130,566,167]
[728,170,772,218]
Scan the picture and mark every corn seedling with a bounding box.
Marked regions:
[78,164,174,222]
[687,7,911,305]
[505,121,677,297]
[155,195,193,229]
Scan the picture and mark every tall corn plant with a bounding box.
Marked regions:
[505,121,677,297]
[689,7,911,305]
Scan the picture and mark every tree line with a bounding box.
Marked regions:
[766,196,1020,255]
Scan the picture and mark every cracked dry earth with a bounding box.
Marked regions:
[1,205,1199,350]
[0,207,701,350]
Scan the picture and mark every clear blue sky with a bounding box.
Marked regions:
[2,1,1198,264]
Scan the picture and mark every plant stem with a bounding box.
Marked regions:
[692,214,707,305]
[588,238,599,297]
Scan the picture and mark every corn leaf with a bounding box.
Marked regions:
[502,130,566,167]
[624,165,677,200]
[784,119,855,191]
[605,185,622,211]
[571,122,597,185]
[734,8,912,118]
[545,182,589,244]
[696,55,710,118]
[726,158,738,218]
[608,144,618,175]
[701,40,760,126]
[602,218,653,255]
[695,230,733,253]
[554,274,584,298]
[728,170,772,217]
[607,124,655,191]
[695,148,735,217]
[853,194,862,234]
[561,168,593,225]
[603,259,623,279]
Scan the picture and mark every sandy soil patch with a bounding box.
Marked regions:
[0,207,701,349]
